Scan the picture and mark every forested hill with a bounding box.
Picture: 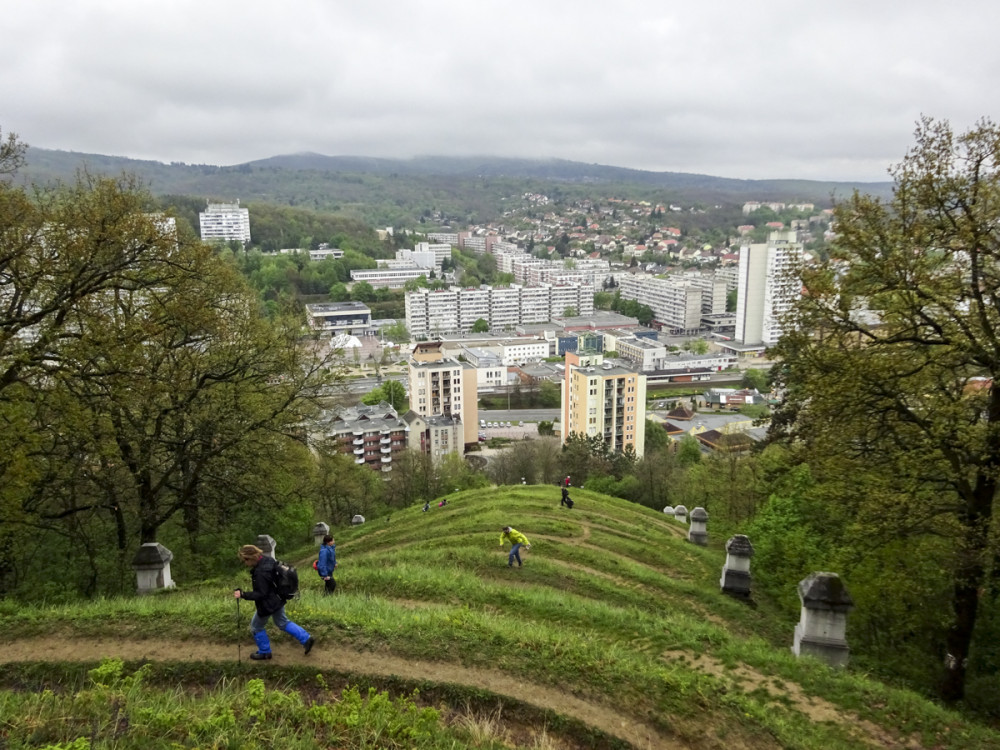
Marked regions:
[17,146,893,228]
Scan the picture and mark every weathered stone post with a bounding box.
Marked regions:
[352,514,366,525]
[688,507,709,546]
[131,543,175,594]
[311,522,330,545]
[720,535,754,598]
[256,534,276,559]
[662,505,675,517]
[673,504,688,524]
[792,572,854,667]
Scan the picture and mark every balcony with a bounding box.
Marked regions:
[381,465,392,473]
[381,446,391,454]
[353,448,364,456]
[354,457,365,464]
[353,438,364,446]
[380,436,391,444]
[381,455,392,463]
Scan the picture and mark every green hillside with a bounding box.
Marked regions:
[2,486,997,749]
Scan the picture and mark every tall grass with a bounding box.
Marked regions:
[3,485,999,749]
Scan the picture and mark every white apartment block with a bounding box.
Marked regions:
[405,284,595,338]
[426,232,459,245]
[309,247,344,261]
[199,201,251,244]
[500,339,549,366]
[458,346,506,390]
[457,287,491,330]
[461,236,488,253]
[520,286,552,324]
[616,337,668,371]
[350,267,432,289]
[495,248,529,274]
[490,240,520,256]
[489,286,522,331]
[387,248,437,269]
[715,264,740,291]
[617,275,704,334]
[736,231,803,346]
[415,241,453,266]
[677,271,728,315]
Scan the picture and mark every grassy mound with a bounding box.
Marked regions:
[2,485,999,749]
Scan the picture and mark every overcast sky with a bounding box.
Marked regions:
[3,1,997,181]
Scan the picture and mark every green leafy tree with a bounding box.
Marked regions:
[382,321,410,342]
[329,282,350,301]
[381,379,407,411]
[741,368,770,392]
[471,318,490,333]
[770,117,1000,702]
[351,281,376,302]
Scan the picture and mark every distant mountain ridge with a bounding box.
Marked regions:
[17,147,894,226]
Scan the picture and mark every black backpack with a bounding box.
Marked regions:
[272,560,299,601]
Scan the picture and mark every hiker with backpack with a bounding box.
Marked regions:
[317,534,337,595]
[234,544,315,661]
[499,526,531,568]
[560,485,574,509]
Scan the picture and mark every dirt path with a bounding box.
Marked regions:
[2,637,688,750]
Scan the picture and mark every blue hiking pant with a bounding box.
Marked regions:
[249,606,310,653]
[508,543,523,566]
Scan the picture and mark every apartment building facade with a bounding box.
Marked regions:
[561,352,646,458]
[407,357,478,446]
[199,201,251,244]
[735,231,803,345]
[405,284,594,338]
[617,275,705,334]
[323,403,409,473]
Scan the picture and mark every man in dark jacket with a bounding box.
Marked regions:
[317,535,337,595]
[560,485,574,508]
[234,544,315,660]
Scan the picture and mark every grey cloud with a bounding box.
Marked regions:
[3,0,999,180]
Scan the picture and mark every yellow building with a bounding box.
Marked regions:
[561,352,646,457]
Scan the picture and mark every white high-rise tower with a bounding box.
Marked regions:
[735,231,802,346]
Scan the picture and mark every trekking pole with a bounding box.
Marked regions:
[235,592,242,663]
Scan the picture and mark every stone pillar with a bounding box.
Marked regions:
[256,534,276,559]
[131,543,175,594]
[311,522,330,546]
[792,572,854,667]
[687,507,709,546]
[673,504,688,524]
[352,514,366,525]
[720,535,754,598]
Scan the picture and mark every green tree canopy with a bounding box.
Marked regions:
[770,117,1000,702]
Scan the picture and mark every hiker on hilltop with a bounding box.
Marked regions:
[499,526,531,568]
[317,534,337,596]
[234,544,315,661]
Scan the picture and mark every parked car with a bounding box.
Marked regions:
[480,419,486,428]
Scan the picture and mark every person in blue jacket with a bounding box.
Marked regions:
[317,534,337,595]
[234,544,314,661]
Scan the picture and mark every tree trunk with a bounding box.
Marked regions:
[941,384,1000,701]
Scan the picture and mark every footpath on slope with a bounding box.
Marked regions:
[2,636,688,750]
